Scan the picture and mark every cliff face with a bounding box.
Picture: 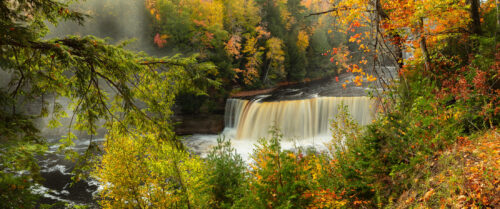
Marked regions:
[173,114,225,135]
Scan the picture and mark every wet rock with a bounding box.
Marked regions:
[173,114,224,135]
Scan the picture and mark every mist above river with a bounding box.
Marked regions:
[46,0,170,56]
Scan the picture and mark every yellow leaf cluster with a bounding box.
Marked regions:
[94,129,211,209]
[297,30,310,52]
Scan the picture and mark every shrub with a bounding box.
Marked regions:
[235,128,332,209]
[323,104,380,207]
[206,137,246,209]
[94,130,211,209]
[0,173,40,209]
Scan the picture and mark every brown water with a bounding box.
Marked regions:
[224,96,374,140]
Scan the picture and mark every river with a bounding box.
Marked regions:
[34,71,383,207]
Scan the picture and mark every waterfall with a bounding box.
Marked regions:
[223,97,374,140]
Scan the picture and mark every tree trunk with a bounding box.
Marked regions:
[375,0,404,69]
[467,0,482,60]
[419,18,432,72]
[469,0,482,36]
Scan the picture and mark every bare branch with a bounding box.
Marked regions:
[305,7,375,17]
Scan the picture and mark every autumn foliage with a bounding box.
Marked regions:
[145,0,346,89]
[202,0,499,208]
[1,0,499,208]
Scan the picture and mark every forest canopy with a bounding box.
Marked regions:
[145,0,353,88]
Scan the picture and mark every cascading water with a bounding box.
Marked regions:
[223,99,249,137]
[223,96,375,140]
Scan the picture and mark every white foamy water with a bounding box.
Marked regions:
[185,133,333,162]
[186,96,375,161]
[35,95,376,206]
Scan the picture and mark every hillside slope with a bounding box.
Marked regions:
[395,129,499,208]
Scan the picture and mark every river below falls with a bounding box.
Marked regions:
[36,132,336,207]
[34,71,389,207]
[36,138,105,208]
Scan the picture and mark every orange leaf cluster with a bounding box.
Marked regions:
[154,33,167,48]
[304,189,347,209]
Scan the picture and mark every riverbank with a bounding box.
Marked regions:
[230,77,330,98]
